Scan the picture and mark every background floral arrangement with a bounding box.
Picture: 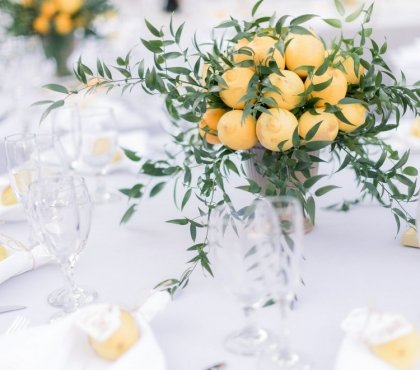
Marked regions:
[0,0,113,75]
[41,0,420,292]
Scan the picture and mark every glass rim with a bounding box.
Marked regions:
[29,174,86,191]
[4,133,36,143]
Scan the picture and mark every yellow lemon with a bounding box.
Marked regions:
[1,186,18,206]
[232,38,251,64]
[93,138,112,156]
[33,16,50,34]
[263,70,305,111]
[89,310,140,361]
[285,33,325,77]
[410,118,420,138]
[112,150,123,163]
[0,245,8,262]
[305,67,347,107]
[256,108,298,151]
[199,108,226,144]
[40,0,57,18]
[219,67,256,109]
[337,103,367,133]
[299,108,339,142]
[55,12,73,35]
[371,331,420,370]
[13,169,32,196]
[339,55,364,84]
[55,0,83,14]
[21,0,34,7]
[249,36,285,68]
[218,110,258,150]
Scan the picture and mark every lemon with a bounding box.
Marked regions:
[218,110,258,150]
[299,108,339,142]
[410,118,420,138]
[199,108,226,144]
[1,186,18,206]
[55,13,73,35]
[263,70,305,111]
[89,310,140,361]
[219,67,256,109]
[339,55,364,85]
[337,103,367,133]
[305,67,347,107]
[285,33,325,77]
[257,108,298,151]
[0,245,8,262]
[33,16,50,34]
[93,138,112,156]
[13,170,32,196]
[55,0,83,14]
[112,150,123,163]
[371,330,420,370]
[40,0,57,18]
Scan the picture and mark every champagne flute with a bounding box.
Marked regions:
[255,196,310,370]
[79,107,120,204]
[51,105,82,170]
[27,175,97,317]
[208,202,272,356]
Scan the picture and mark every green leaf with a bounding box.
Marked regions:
[181,188,192,210]
[323,18,342,28]
[123,148,141,162]
[175,22,185,44]
[43,84,68,94]
[304,141,332,150]
[166,218,189,225]
[40,100,65,122]
[290,14,318,26]
[30,100,54,107]
[252,0,263,16]
[345,4,364,22]
[305,121,323,141]
[303,175,326,189]
[306,196,316,225]
[120,204,137,224]
[150,182,166,197]
[315,185,340,196]
[334,0,345,16]
[145,19,162,37]
[403,166,418,177]
[190,223,197,241]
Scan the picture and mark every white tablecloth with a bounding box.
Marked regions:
[0,153,420,370]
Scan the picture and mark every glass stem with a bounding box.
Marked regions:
[242,306,258,332]
[277,297,292,360]
[95,171,106,197]
[61,261,78,312]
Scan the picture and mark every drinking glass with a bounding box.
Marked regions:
[255,196,310,370]
[208,202,273,356]
[79,107,120,204]
[51,106,82,170]
[27,175,97,316]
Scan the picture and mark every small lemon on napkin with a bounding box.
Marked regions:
[1,185,18,206]
[371,331,420,370]
[410,118,420,138]
[0,245,8,261]
[89,309,140,361]
[93,138,112,156]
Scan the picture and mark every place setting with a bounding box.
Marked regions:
[0,0,420,369]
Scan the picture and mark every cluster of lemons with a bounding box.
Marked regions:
[23,0,84,36]
[199,32,368,151]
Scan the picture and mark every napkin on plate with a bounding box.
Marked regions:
[0,238,52,285]
[335,308,420,370]
[0,294,170,370]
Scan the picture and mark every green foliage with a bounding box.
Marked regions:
[38,0,420,294]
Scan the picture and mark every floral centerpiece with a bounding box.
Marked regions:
[40,0,420,292]
[0,0,113,76]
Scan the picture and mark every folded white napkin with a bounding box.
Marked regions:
[0,241,52,285]
[0,295,169,370]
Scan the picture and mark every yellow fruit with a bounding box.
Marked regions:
[89,310,140,361]
[337,103,367,133]
[305,67,348,107]
[401,227,418,248]
[218,110,258,150]
[33,16,50,34]
[199,108,226,144]
[21,0,34,7]
[0,245,8,262]
[55,12,73,35]
[112,150,123,163]
[263,70,305,110]
[299,108,339,142]
[219,67,255,109]
[55,0,83,14]
[201,63,210,86]
[410,118,420,138]
[232,38,251,64]
[40,0,57,18]
[239,36,285,68]
[256,108,298,151]
[285,33,325,77]
[340,55,364,84]
[13,169,32,196]
[1,186,18,206]
[93,138,112,156]
[371,331,420,370]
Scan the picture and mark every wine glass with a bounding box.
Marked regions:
[27,175,97,317]
[51,105,82,170]
[79,107,120,204]
[208,201,273,356]
[255,196,310,370]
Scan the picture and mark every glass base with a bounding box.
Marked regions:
[92,190,122,204]
[258,346,311,370]
[224,325,270,356]
[47,286,98,308]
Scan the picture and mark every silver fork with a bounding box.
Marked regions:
[5,316,30,335]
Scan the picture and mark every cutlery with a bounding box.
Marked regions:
[0,305,26,314]
[205,363,226,370]
[6,316,30,334]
